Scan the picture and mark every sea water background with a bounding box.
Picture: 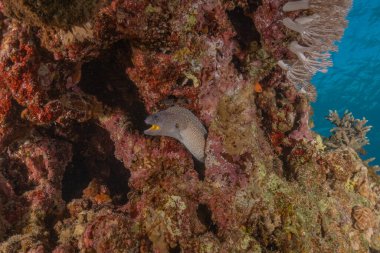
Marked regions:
[312,0,380,168]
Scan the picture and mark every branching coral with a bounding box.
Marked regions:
[325,110,372,152]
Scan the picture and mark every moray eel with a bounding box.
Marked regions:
[144,106,207,162]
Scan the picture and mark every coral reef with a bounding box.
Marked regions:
[0,0,379,252]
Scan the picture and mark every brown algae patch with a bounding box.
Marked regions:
[3,0,100,29]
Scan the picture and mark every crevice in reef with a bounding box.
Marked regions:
[266,242,279,252]
[247,0,262,13]
[78,40,148,133]
[62,144,92,202]
[197,204,218,234]
[106,158,130,205]
[254,223,280,253]
[44,214,60,251]
[1,159,35,196]
[227,6,261,49]
[62,122,131,204]
[169,244,181,253]
[202,11,221,37]
[231,55,244,73]
[193,159,205,181]
[61,40,137,205]
[279,147,294,180]
[157,95,190,111]
[176,75,194,88]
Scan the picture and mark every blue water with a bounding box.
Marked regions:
[312,0,380,168]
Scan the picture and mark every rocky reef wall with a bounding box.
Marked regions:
[0,0,379,252]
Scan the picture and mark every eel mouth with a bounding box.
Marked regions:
[146,124,160,131]
[144,116,161,134]
[144,115,161,134]
[144,124,160,135]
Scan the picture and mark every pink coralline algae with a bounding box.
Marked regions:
[0,136,72,252]
[0,20,104,125]
[127,49,193,113]
[0,0,379,252]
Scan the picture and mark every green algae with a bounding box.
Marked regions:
[184,11,198,32]
[184,72,200,87]
[145,4,162,14]
[211,86,259,156]
[245,42,277,81]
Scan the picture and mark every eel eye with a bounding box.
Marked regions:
[175,123,179,129]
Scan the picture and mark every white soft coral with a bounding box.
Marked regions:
[278,0,352,100]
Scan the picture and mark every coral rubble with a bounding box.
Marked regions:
[0,0,379,252]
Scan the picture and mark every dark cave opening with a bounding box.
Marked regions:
[63,40,146,204]
[197,204,218,234]
[61,149,92,202]
[78,40,148,133]
[231,54,244,73]
[227,6,261,49]
[193,159,205,180]
[169,244,181,253]
[247,0,262,13]
[106,157,130,205]
[61,122,130,205]
[44,212,61,251]
[266,242,279,252]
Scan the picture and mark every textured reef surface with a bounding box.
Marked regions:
[0,0,379,252]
